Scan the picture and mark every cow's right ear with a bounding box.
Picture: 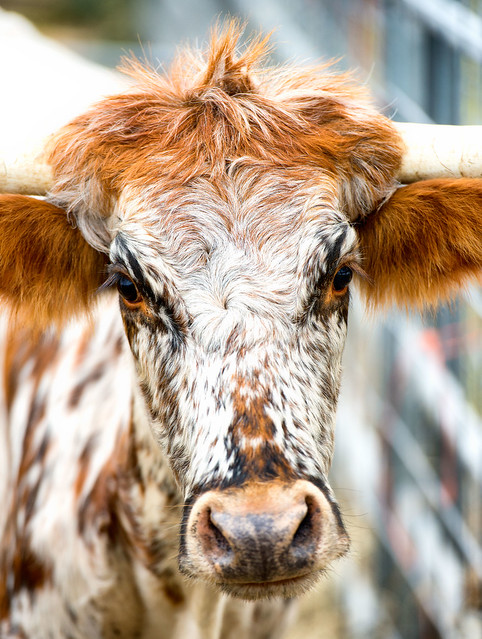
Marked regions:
[0,195,107,328]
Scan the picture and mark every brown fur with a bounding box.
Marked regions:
[357,179,482,308]
[231,380,296,481]
[0,195,106,327]
[47,23,402,222]
[3,325,60,410]
[0,333,55,619]
[1,26,480,330]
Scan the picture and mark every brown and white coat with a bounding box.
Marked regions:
[0,24,481,639]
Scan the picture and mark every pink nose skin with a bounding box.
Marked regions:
[180,480,349,599]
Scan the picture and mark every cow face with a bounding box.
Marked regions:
[103,166,352,597]
[31,28,401,598]
[7,26,479,602]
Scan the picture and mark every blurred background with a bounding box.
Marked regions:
[2,1,481,638]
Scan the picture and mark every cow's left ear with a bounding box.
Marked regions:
[356,178,482,309]
[0,195,107,328]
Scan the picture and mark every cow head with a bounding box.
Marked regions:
[0,26,480,599]
[107,169,356,598]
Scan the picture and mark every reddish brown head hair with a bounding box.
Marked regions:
[47,22,403,224]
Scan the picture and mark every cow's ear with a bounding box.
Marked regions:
[0,195,107,328]
[356,179,482,309]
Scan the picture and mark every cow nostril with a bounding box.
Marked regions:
[291,497,317,550]
[184,483,348,588]
[205,508,231,555]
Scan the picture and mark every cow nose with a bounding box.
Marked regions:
[203,494,313,581]
[181,480,349,589]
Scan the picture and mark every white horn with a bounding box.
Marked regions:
[0,8,127,196]
[0,141,53,195]
[394,122,482,183]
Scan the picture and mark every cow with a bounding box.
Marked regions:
[0,21,481,639]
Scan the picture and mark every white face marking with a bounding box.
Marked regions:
[109,167,357,498]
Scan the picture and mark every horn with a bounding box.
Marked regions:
[0,9,128,196]
[4,117,481,196]
[0,140,53,195]
[394,122,482,183]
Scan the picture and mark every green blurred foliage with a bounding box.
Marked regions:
[2,0,139,40]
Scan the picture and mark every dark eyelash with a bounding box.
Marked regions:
[98,269,123,294]
[347,261,371,285]
[100,265,177,325]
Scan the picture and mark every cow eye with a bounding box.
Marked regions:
[332,266,353,293]
[117,275,142,306]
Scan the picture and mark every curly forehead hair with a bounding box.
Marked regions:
[47,21,402,218]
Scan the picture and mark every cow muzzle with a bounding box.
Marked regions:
[179,479,349,599]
